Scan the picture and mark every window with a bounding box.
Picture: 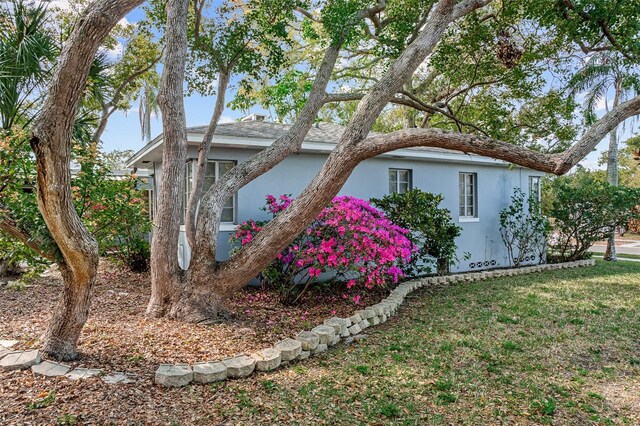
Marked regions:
[148,188,155,220]
[459,172,478,219]
[184,160,236,223]
[529,176,541,202]
[183,161,193,223]
[389,168,412,194]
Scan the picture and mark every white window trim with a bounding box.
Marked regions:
[184,159,238,225]
[529,176,542,202]
[389,168,413,194]
[459,172,479,221]
[459,217,480,223]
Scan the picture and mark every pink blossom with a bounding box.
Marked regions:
[230,194,415,295]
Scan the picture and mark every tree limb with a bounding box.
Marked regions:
[92,53,162,145]
[357,94,640,175]
[0,212,55,261]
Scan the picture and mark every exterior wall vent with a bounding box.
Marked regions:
[468,259,497,269]
[241,113,267,122]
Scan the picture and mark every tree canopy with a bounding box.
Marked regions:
[3,0,640,360]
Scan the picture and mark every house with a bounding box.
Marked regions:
[127,115,544,272]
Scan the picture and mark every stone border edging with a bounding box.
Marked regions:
[0,259,596,386]
[152,259,596,387]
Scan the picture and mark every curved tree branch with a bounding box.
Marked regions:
[207,0,490,292]
[357,95,640,175]
[29,0,145,359]
[0,212,55,262]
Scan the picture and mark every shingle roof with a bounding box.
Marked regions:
[186,120,456,154]
[128,120,478,168]
[186,120,358,144]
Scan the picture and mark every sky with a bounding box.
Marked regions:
[97,5,637,170]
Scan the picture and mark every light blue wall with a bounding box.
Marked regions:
[157,146,543,272]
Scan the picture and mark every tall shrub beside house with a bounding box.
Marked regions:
[231,195,414,304]
[1,129,152,274]
[544,173,640,262]
[499,188,548,267]
[371,189,461,275]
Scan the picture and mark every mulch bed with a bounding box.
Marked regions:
[1,262,390,423]
[0,261,386,378]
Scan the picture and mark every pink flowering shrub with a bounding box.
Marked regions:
[231,194,415,303]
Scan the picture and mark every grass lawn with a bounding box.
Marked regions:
[591,252,640,259]
[2,260,639,424]
[214,260,640,425]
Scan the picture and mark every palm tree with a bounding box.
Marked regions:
[568,52,640,261]
[0,0,57,130]
[138,78,160,143]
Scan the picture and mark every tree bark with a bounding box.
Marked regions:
[29,0,144,360]
[146,0,189,317]
[184,68,232,248]
[604,80,622,261]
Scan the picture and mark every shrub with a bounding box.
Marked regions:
[544,173,640,262]
[0,128,151,273]
[0,235,47,279]
[231,195,414,303]
[74,168,152,272]
[370,189,461,275]
[499,188,548,267]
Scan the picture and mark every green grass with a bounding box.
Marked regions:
[197,261,640,424]
[589,251,640,260]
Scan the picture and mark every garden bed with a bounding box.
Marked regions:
[0,261,386,378]
[1,259,635,425]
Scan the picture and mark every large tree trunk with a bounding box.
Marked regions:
[172,43,344,321]
[177,0,470,320]
[40,262,96,359]
[28,0,143,360]
[604,81,622,261]
[146,0,189,317]
[156,0,640,323]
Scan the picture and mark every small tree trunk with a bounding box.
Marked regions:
[436,257,450,275]
[41,263,96,360]
[605,81,621,261]
[184,68,232,247]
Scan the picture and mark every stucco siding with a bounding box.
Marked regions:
[167,147,543,272]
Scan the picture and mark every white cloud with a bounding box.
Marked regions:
[595,96,610,112]
[99,42,124,60]
[219,116,235,124]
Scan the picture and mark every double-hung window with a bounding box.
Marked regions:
[389,168,412,194]
[529,176,541,203]
[184,160,236,223]
[459,172,478,220]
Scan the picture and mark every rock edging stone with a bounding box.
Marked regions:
[0,259,596,387]
[151,259,595,387]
